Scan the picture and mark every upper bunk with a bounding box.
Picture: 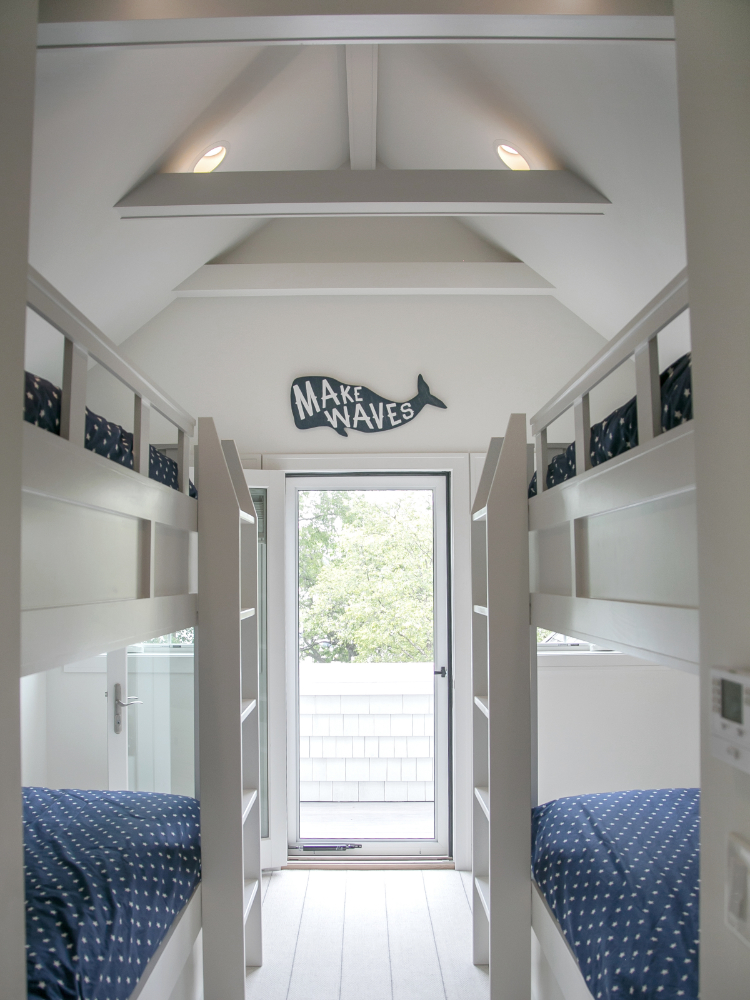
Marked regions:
[527,268,697,673]
[22,268,198,675]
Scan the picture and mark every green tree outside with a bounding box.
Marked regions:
[298,490,434,663]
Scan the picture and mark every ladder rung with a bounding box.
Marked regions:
[243,878,259,922]
[242,788,258,822]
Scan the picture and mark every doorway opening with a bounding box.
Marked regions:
[288,475,451,857]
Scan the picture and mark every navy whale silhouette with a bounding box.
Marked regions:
[291,374,446,437]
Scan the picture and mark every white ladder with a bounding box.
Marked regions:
[198,419,262,999]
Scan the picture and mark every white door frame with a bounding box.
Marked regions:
[241,469,288,872]
[261,453,472,868]
[286,473,450,856]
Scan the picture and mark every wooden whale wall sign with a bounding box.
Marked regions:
[291,374,446,437]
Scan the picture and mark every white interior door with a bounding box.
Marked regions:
[286,474,451,857]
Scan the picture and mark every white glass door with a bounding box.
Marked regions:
[286,474,450,857]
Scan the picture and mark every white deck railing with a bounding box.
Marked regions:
[530,268,688,491]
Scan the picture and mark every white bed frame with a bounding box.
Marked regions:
[19,270,262,999]
[472,268,697,1000]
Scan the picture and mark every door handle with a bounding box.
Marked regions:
[434,667,447,678]
[113,682,143,734]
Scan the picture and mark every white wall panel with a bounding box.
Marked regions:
[537,653,699,804]
[45,666,108,790]
[579,489,698,607]
[22,492,143,609]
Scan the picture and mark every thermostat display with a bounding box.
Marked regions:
[711,668,750,774]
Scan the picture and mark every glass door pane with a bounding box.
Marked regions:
[289,476,450,856]
[127,633,195,796]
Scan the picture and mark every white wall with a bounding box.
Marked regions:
[537,652,700,805]
[1,0,37,988]
[21,662,109,791]
[87,293,636,456]
[675,2,750,994]
[20,672,47,787]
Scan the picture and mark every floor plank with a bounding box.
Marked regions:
[384,870,446,1000]
[246,869,491,1000]
[287,869,347,1000]
[423,871,490,1000]
[340,871,392,1000]
[245,870,309,1000]
[458,869,473,908]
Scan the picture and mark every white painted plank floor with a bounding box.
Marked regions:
[246,869,490,1000]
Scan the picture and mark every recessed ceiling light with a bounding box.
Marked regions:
[193,144,227,173]
[496,143,530,171]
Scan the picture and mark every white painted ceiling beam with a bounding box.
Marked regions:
[37,3,675,48]
[174,261,554,295]
[346,45,378,170]
[116,170,608,219]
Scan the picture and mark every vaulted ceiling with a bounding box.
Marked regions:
[28,30,686,348]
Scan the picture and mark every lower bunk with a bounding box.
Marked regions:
[24,787,201,1000]
[531,788,700,1000]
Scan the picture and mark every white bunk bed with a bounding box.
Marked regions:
[20,269,262,1000]
[472,269,698,1000]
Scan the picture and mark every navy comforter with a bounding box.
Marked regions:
[24,788,201,1000]
[529,352,693,496]
[532,788,700,1000]
[24,372,197,498]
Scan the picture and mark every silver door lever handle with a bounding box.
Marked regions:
[113,683,142,734]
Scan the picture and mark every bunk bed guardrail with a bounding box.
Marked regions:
[22,268,198,674]
[527,268,698,674]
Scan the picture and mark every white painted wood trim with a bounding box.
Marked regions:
[530,268,687,436]
[270,452,472,868]
[27,266,195,436]
[242,468,288,871]
[23,421,197,531]
[634,336,661,444]
[531,883,593,1000]
[129,886,202,1000]
[471,418,532,994]
[117,169,608,220]
[174,261,554,296]
[198,419,262,997]
[346,44,378,170]
[60,338,87,446]
[21,594,197,676]
[573,395,591,474]
[529,422,694,531]
[531,593,699,673]
[37,10,676,49]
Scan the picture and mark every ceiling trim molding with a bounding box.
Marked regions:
[116,169,609,219]
[37,11,675,49]
[173,261,555,295]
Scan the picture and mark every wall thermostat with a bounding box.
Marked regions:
[711,668,750,774]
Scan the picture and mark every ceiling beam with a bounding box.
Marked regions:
[116,170,609,219]
[37,2,675,49]
[174,261,554,295]
[346,45,378,170]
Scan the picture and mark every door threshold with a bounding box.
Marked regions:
[286,855,455,870]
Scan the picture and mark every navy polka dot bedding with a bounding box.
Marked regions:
[24,371,197,498]
[532,788,700,999]
[529,353,693,497]
[24,787,201,1000]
